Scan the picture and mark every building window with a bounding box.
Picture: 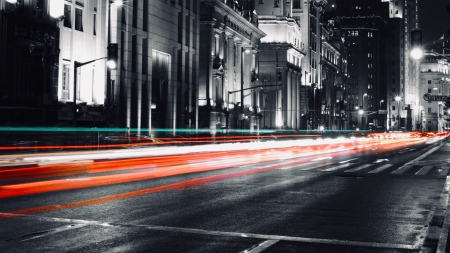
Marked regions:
[62,64,70,99]
[428,108,431,113]
[428,88,431,93]
[132,0,138,28]
[428,80,431,84]
[259,0,264,3]
[143,0,148,32]
[393,106,396,110]
[274,0,279,7]
[75,8,83,31]
[93,13,96,35]
[64,4,72,28]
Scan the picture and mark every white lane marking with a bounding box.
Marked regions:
[415,166,433,175]
[13,224,87,242]
[339,158,358,164]
[344,164,374,172]
[374,159,389,163]
[240,240,279,253]
[368,164,392,174]
[391,164,414,174]
[321,163,354,172]
[409,146,442,164]
[1,214,419,250]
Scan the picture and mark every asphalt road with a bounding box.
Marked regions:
[0,139,449,253]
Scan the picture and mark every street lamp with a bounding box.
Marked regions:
[240,47,251,134]
[395,96,401,131]
[362,93,367,108]
[359,93,367,130]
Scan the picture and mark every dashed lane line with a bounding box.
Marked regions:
[321,163,354,172]
[344,164,374,172]
[391,164,414,174]
[368,164,392,174]
[416,166,434,175]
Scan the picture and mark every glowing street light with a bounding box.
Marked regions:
[410,48,424,60]
[49,0,64,18]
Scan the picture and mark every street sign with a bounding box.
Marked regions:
[423,93,448,102]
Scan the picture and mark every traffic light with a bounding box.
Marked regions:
[411,29,423,48]
[107,43,118,69]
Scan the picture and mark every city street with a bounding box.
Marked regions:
[0,137,449,252]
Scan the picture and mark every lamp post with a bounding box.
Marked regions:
[395,96,401,131]
[240,47,251,134]
[360,93,367,130]
[379,99,384,130]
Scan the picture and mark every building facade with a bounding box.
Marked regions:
[57,0,200,137]
[256,0,306,131]
[199,0,265,135]
[419,53,450,132]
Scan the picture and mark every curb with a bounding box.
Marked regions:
[437,175,450,253]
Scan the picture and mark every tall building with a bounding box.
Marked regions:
[384,0,420,132]
[199,0,265,135]
[0,0,60,126]
[57,0,200,137]
[327,0,421,132]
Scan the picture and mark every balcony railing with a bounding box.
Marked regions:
[224,0,258,27]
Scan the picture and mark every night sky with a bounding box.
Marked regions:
[324,0,450,47]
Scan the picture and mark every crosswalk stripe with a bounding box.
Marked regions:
[391,164,414,174]
[368,164,392,173]
[415,166,433,175]
[344,164,374,172]
[321,163,353,172]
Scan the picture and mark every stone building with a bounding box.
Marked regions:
[419,52,450,132]
[254,0,307,131]
[199,0,265,135]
